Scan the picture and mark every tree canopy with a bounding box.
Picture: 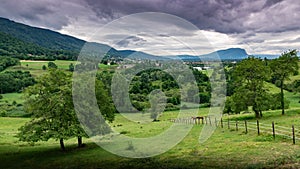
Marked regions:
[18,69,86,150]
[270,50,299,115]
[17,69,115,150]
[231,57,270,118]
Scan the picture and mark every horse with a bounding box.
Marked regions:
[191,116,204,124]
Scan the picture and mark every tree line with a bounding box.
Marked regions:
[0,71,35,94]
[0,56,19,71]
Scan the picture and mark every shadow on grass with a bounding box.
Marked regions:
[1,141,300,169]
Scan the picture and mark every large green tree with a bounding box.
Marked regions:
[18,69,115,150]
[270,50,299,115]
[18,69,86,150]
[232,57,270,118]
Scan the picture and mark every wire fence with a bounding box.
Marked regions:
[171,116,300,144]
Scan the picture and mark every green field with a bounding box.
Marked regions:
[5,60,77,76]
[1,60,300,168]
[2,107,300,169]
[0,89,300,168]
[5,60,116,76]
[0,93,24,104]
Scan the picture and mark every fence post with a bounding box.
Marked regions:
[236,121,238,131]
[272,121,275,139]
[209,116,212,126]
[215,117,217,127]
[257,120,260,135]
[292,125,295,145]
[228,118,230,129]
[221,118,223,128]
[205,117,207,124]
[245,121,248,134]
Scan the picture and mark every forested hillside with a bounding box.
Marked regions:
[0,17,84,51]
[0,32,78,60]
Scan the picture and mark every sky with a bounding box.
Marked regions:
[0,0,299,55]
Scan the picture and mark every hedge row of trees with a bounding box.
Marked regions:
[0,71,35,94]
[0,56,19,71]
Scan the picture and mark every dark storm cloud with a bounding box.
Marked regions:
[0,0,298,35]
[0,0,299,55]
[0,0,86,30]
[84,0,291,34]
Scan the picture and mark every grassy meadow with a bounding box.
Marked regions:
[5,60,116,77]
[1,60,300,168]
[2,108,300,169]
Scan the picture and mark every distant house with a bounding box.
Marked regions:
[202,66,211,70]
[193,67,203,71]
[193,66,211,71]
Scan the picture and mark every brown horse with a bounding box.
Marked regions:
[192,116,204,124]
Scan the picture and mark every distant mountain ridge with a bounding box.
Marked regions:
[175,48,248,61]
[0,17,280,61]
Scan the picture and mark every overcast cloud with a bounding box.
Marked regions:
[0,0,299,55]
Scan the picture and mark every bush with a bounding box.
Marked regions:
[132,101,149,111]
[199,92,211,103]
[165,103,179,111]
[48,62,57,69]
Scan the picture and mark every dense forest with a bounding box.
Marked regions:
[0,71,35,94]
[0,56,35,94]
[0,56,19,71]
[0,32,78,60]
[0,17,85,51]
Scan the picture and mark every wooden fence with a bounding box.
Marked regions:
[223,119,300,144]
[171,117,300,144]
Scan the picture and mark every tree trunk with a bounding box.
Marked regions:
[253,103,261,118]
[60,138,65,151]
[78,136,82,148]
[255,111,261,118]
[259,111,263,118]
[280,81,285,115]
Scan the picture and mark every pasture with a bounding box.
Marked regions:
[2,106,300,168]
[5,60,116,77]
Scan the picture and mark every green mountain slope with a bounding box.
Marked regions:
[0,31,78,60]
[0,17,85,51]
